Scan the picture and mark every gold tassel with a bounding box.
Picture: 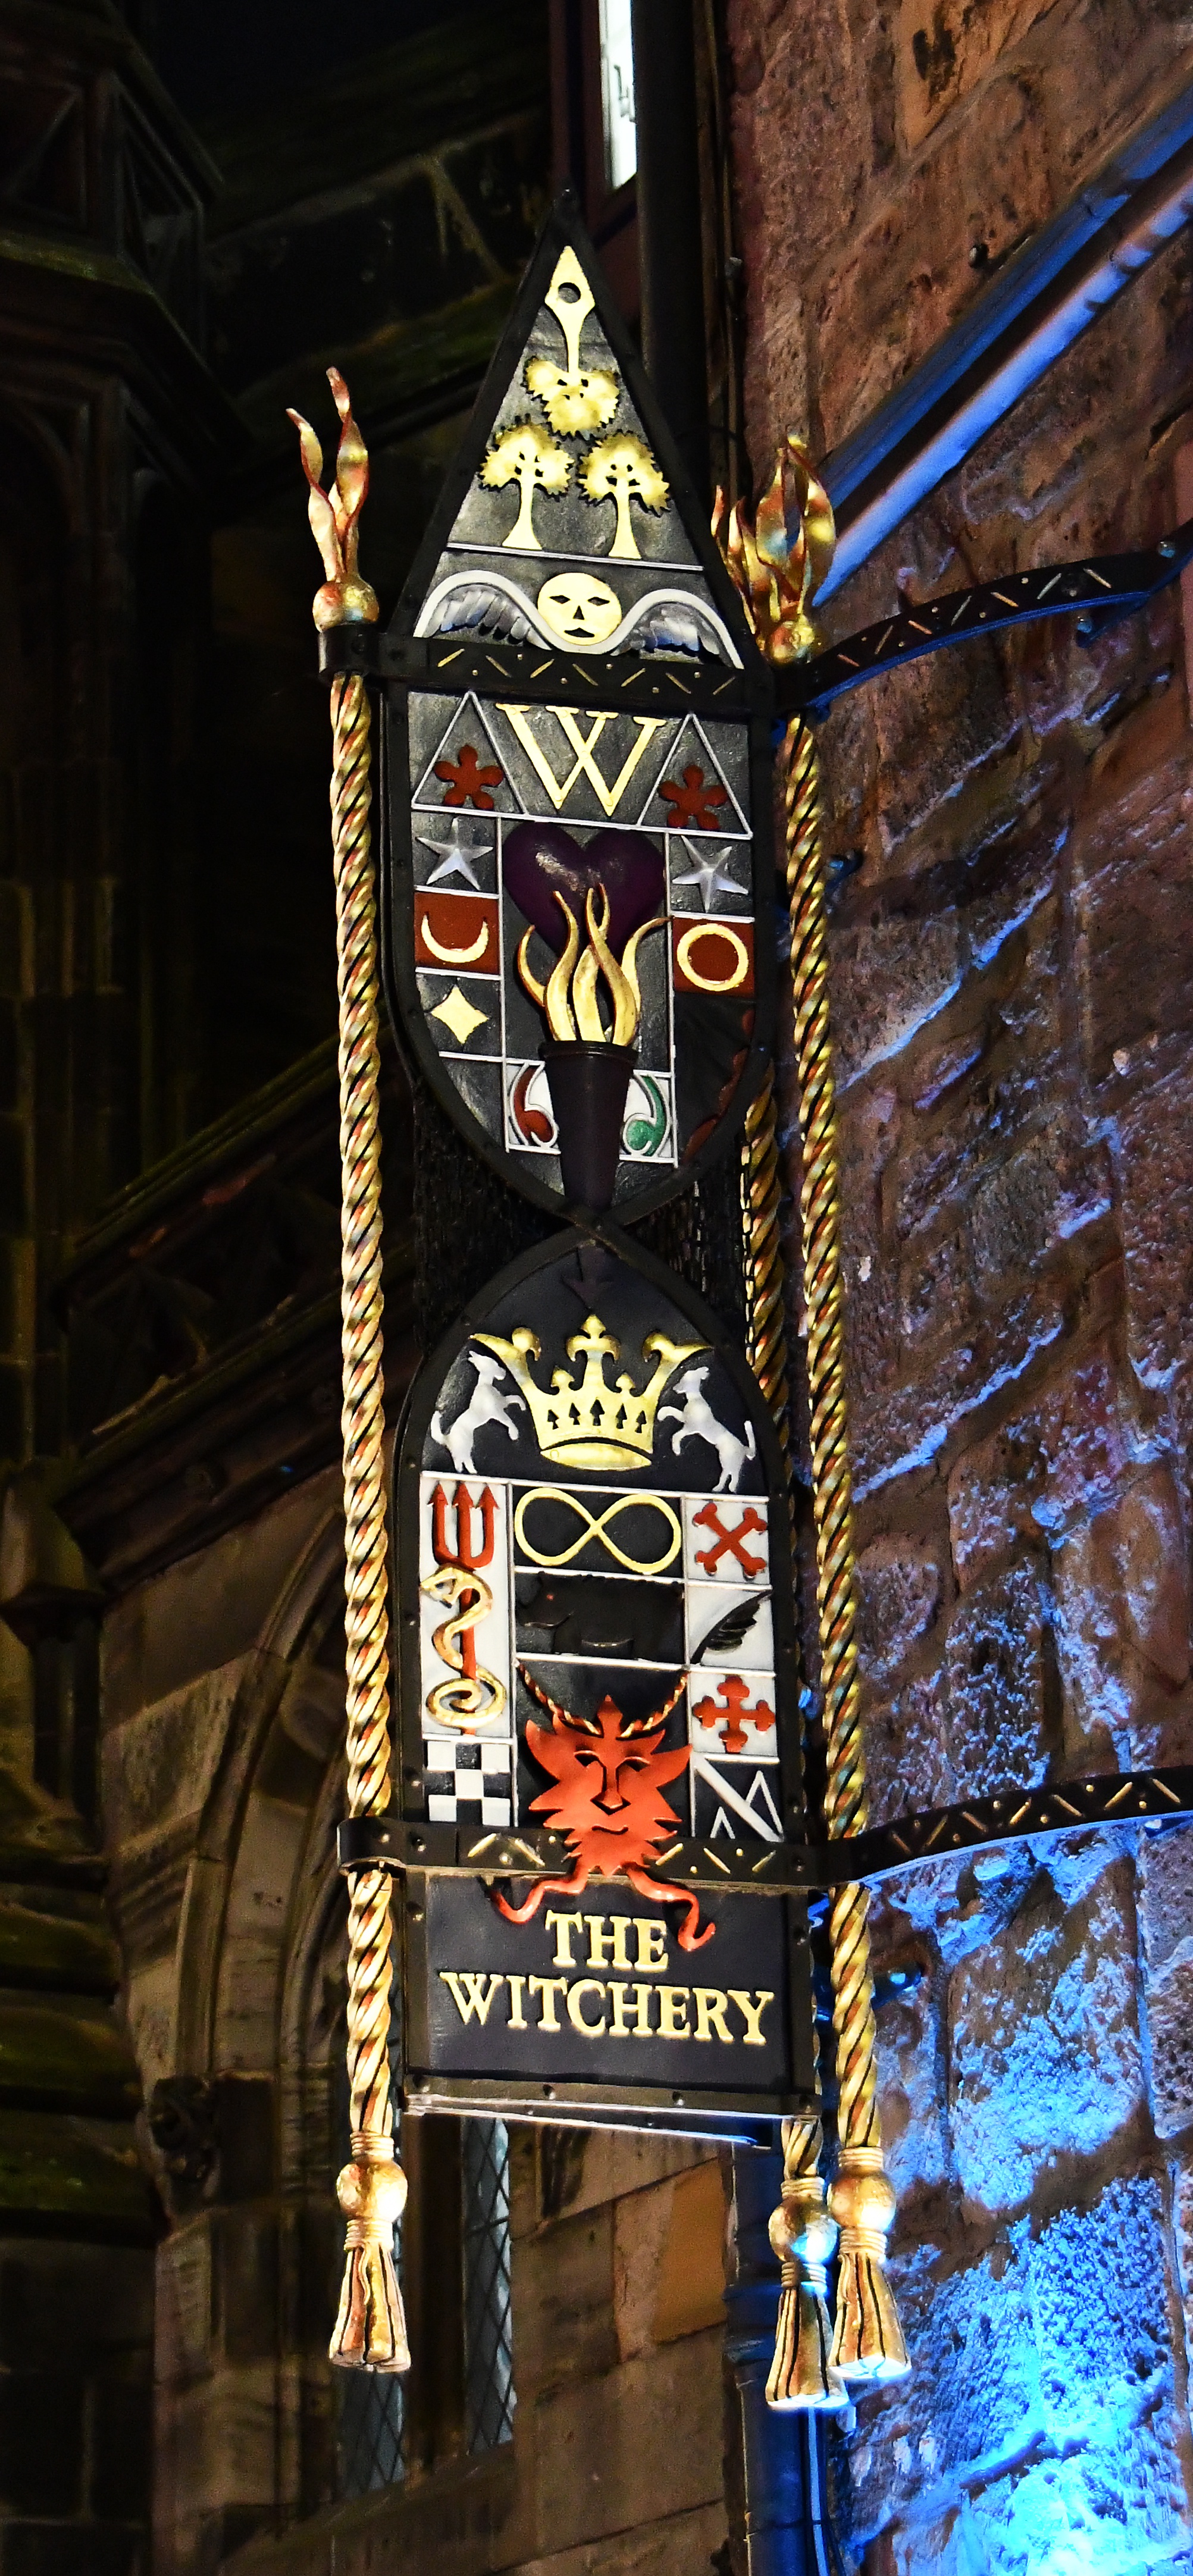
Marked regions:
[765,2117,847,2410]
[330,2132,410,2373]
[828,2148,907,2379]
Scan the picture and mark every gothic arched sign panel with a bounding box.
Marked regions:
[381,202,775,1221]
[392,1226,815,2140]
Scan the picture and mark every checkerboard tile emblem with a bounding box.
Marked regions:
[424,1735,513,1827]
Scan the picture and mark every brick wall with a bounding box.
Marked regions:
[728,1,1193,2566]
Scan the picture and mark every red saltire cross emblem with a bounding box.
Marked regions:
[692,1499,767,1577]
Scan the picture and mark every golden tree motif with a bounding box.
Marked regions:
[581,432,668,560]
[525,245,621,437]
[481,418,571,550]
[526,353,619,437]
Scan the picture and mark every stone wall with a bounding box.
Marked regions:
[100,1468,737,2576]
[728,1,1193,2566]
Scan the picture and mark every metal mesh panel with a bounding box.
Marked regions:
[462,2117,515,2452]
[411,1063,746,1350]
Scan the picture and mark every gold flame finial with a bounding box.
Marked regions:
[713,434,835,664]
[288,368,380,632]
[516,884,663,1048]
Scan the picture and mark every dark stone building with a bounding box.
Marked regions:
[0,2,1191,2573]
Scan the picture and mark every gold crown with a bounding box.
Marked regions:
[474,1311,707,1471]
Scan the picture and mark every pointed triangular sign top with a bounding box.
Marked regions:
[392,192,757,676]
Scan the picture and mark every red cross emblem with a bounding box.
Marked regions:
[690,1673,775,1756]
[692,1500,767,1578]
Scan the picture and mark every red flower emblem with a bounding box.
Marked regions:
[434,744,505,808]
[659,765,729,832]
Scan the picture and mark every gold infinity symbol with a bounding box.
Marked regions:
[421,1564,508,1727]
[513,1487,681,1574]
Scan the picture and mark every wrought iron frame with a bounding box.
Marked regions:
[334,502,1193,2085]
[320,510,1193,725]
[342,1762,1193,1892]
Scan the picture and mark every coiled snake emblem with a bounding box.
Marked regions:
[420,1563,507,1728]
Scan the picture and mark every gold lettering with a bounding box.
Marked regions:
[585,1913,635,1969]
[501,702,666,818]
[728,1988,774,2047]
[530,1975,569,2031]
[693,1988,734,2043]
[635,1919,669,1972]
[439,1971,504,2026]
[657,1985,691,2040]
[507,1974,528,2029]
[567,1978,607,2035]
[546,1909,585,1968]
[608,1981,655,2037]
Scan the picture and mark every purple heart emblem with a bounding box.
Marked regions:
[503,823,665,958]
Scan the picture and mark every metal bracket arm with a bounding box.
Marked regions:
[318,515,1193,727]
[782,514,1193,719]
[337,1764,1193,1893]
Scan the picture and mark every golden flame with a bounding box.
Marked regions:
[287,368,379,632]
[517,884,663,1047]
[712,432,835,664]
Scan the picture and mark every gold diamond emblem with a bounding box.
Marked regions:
[431,984,489,1046]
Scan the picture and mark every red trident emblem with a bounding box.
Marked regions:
[690,1673,775,1757]
[430,1480,497,1576]
[692,1499,767,1578]
[422,1482,505,1728]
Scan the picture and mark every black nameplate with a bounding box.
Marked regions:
[405,1876,807,2110]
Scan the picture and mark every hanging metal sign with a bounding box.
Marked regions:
[299,178,1193,2384]
[387,1228,815,2141]
[379,205,773,1219]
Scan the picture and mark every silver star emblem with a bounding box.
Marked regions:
[416,818,494,887]
[672,839,746,909]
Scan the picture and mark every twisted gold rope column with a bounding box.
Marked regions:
[328,668,408,2371]
[717,434,907,2384]
[742,1073,790,1438]
[741,1076,844,2412]
[781,717,906,2382]
[292,372,409,2374]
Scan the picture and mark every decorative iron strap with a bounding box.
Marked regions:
[339,1763,1193,1888]
[784,516,1193,718]
[318,623,761,718]
[321,514,1193,726]
[292,372,409,2377]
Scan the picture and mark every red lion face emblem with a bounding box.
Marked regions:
[494,1673,713,1951]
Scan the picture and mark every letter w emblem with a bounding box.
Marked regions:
[502,703,666,817]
